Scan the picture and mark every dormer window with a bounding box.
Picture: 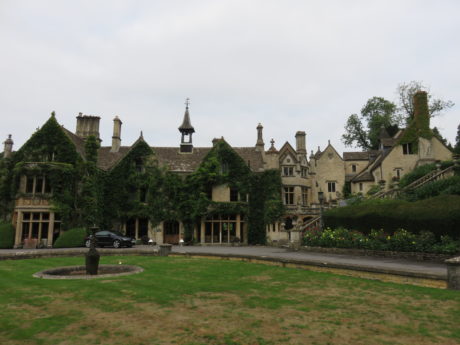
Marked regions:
[221,161,229,174]
[301,167,308,178]
[351,164,357,173]
[402,143,414,155]
[283,166,294,176]
[135,158,145,173]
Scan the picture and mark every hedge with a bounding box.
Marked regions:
[406,176,460,201]
[0,222,14,249]
[323,195,460,239]
[53,228,87,248]
[399,160,453,188]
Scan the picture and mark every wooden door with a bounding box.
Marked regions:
[163,221,179,244]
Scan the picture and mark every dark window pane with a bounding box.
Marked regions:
[35,177,44,194]
[44,177,52,193]
[26,177,34,193]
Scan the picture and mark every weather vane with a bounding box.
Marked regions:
[185,97,190,108]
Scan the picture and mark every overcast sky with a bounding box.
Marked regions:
[1,0,459,156]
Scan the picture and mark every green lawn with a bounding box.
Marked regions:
[0,256,459,345]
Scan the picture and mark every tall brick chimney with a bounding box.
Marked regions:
[111,116,122,152]
[76,113,101,142]
[413,91,430,131]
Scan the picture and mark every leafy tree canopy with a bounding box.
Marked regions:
[454,123,460,154]
[342,81,454,150]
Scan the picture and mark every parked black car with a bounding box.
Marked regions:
[85,230,136,248]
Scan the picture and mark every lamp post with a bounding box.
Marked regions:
[318,191,324,231]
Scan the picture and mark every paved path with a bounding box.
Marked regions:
[171,245,447,279]
[0,245,448,279]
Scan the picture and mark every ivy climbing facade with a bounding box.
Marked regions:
[1,92,453,248]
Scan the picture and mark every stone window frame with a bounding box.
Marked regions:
[282,166,294,177]
[301,187,308,206]
[24,175,52,195]
[327,181,336,193]
[402,143,414,155]
[283,186,295,205]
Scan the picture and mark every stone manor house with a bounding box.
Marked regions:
[1,92,453,248]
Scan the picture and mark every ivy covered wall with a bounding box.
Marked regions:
[0,119,284,245]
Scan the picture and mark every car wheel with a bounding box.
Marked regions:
[113,240,121,248]
[85,239,91,248]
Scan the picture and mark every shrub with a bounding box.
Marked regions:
[0,222,14,249]
[407,176,460,201]
[399,163,436,188]
[303,227,460,254]
[399,161,454,188]
[53,228,88,248]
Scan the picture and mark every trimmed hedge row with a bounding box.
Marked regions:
[53,228,88,248]
[323,195,460,239]
[0,222,14,249]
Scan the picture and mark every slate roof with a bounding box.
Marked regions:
[381,138,396,147]
[62,127,86,158]
[351,171,374,182]
[343,152,370,161]
[95,145,264,173]
[97,146,132,170]
[178,108,195,133]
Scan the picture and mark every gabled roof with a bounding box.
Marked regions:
[279,141,298,163]
[316,142,343,161]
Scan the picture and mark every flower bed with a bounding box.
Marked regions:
[303,228,460,255]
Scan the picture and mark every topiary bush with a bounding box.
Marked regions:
[0,222,15,249]
[53,228,88,248]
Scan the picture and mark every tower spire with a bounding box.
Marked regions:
[178,98,195,153]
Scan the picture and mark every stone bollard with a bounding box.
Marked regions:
[446,256,460,290]
[159,244,172,257]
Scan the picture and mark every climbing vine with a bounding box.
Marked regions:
[8,115,81,229]
[2,118,284,245]
[398,91,433,152]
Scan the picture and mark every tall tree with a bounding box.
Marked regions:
[342,82,454,150]
[454,123,460,154]
[397,81,454,122]
[342,97,399,150]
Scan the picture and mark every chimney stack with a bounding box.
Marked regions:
[295,131,306,154]
[3,134,13,158]
[76,113,101,142]
[255,123,265,152]
[111,116,122,152]
[413,91,430,131]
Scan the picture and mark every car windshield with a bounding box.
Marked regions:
[112,231,125,237]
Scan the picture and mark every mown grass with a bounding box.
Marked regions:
[0,256,459,345]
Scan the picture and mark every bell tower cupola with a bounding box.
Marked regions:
[178,98,195,153]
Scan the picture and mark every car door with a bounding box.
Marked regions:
[96,231,110,246]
